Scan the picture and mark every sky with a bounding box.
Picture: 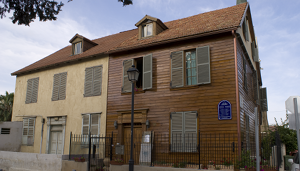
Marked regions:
[0,0,299,125]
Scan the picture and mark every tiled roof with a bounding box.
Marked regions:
[12,3,247,76]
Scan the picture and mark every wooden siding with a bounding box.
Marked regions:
[107,33,239,138]
[236,40,257,146]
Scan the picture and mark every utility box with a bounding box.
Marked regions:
[115,145,124,155]
[284,155,294,171]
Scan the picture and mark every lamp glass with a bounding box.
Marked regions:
[127,65,139,82]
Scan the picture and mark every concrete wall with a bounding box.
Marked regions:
[11,56,109,154]
[0,151,62,171]
[0,122,22,152]
[61,160,87,171]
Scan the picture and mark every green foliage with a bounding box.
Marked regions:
[220,157,233,166]
[0,91,14,121]
[1,0,132,26]
[172,160,187,168]
[267,115,297,155]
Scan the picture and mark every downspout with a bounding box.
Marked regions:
[232,30,241,154]
[40,118,45,154]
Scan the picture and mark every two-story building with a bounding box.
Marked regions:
[11,32,135,154]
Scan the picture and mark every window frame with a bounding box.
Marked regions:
[142,23,153,38]
[81,113,101,147]
[185,50,197,86]
[22,118,35,146]
[170,111,198,152]
[74,42,82,55]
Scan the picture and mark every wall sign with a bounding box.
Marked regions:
[218,100,232,120]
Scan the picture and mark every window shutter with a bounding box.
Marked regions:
[260,87,268,111]
[243,20,249,41]
[31,78,39,103]
[171,112,183,152]
[59,72,67,100]
[91,114,99,135]
[243,58,248,90]
[84,67,93,97]
[93,66,102,96]
[122,59,133,92]
[253,71,258,101]
[184,111,197,152]
[251,42,256,61]
[25,79,33,104]
[196,46,210,84]
[171,51,184,88]
[22,118,29,144]
[27,118,35,145]
[82,115,89,135]
[52,74,60,101]
[143,54,152,90]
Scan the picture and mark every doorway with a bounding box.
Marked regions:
[123,126,142,164]
[49,125,63,154]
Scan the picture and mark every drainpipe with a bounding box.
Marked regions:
[232,30,241,155]
[40,118,45,154]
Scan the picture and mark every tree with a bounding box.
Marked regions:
[0,0,132,26]
[0,91,14,121]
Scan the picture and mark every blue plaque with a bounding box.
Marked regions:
[218,100,232,120]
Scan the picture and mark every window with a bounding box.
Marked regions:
[122,54,152,93]
[74,42,82,55]
[52,72,67,101]
[243,19,249,42]
[82,114,100,146]
[170,111,197,152]
[22,118,35,146]
[142,23,153,37]
[84,65,102,97]
[25,77,39,104]
[171,46,210,88]
[243,57,248,90]
[1,128,10,134]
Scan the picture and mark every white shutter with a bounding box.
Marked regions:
[184,111,197,152]
[91,114,99,135]
[196,46,210,84]
[171,51,184,88]
[82,115,89,135]
[27,118,35,145]
[171,112,183,152]
[22,118,29,144]
[143,54,152,90]
[122,59,133,92]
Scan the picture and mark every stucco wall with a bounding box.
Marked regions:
[0,122,22,152]
[11,56,109,154]
[0,151,62,171]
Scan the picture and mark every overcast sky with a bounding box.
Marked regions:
[0,0,299,125]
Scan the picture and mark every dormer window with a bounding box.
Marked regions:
[74,42,82,55]
[142,23,153,37]
[135,15,168,40]
[69,34,98,56]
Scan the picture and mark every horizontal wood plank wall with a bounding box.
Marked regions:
[236,41,257,147]
[107,33,238,137]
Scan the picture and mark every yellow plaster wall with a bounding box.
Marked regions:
[11,56,109,154]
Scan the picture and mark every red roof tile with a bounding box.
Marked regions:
[12,3,247,76]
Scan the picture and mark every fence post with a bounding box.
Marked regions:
[69,132,72,160]
[88,132,91,171]
[110,131,113,161]
[150,131,153,167]
[198,131,201,170]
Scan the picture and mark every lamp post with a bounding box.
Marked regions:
[127,65,139,171]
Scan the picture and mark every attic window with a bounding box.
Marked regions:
[142,23,153,37]
[74,42,82,55]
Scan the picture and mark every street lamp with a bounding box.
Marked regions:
[127,65,139,171]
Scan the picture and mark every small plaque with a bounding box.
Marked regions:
[115,145,124,155]
[218,100,232,120]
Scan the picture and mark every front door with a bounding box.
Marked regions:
[49,126,63,154]
[123,126,142,164]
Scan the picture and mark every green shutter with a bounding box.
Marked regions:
[184,111,197,152]
[196,46,210,84]
[59,72,67,100]
[122,59,133,92]
[93,66,102,96]
[143,54,152,90]
[171,112,183,152]
[84,67,93,97]
[171,51,184,88]
[260,87,268,111]
[52,74,60,101]
[25,79,33,104]
[31,78,39,103]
